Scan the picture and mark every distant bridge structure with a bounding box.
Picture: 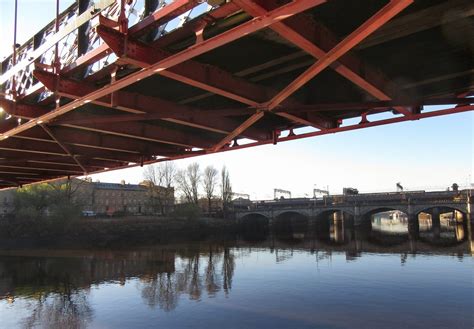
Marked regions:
[235,189,474,225]
[0,0,473,188]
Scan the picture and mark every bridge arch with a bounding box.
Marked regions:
[362,207,410,233]
[273,211,309,231]
[415,206,467,244]
[415,205,467,218]
[313,209,355,245]
[361,206,409,219]
[239,213,270,242]
[366,207,411,246]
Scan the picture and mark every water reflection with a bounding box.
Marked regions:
[372,211,408,235]
[0,219,471,329]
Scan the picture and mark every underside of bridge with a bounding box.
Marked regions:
[0,0,473,188]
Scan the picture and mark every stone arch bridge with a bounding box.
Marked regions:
[235,190,473,225]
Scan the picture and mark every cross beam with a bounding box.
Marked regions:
[234,0,414,116]
[96,25,334,130]
[33,70,270,141]
[0,0,326,140]
[212,0,414,151]
[39,123,89,174]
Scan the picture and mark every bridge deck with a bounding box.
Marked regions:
[0,0,473,187]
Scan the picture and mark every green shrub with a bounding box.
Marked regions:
[8,183,82,238]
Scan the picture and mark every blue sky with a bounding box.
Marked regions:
[1,1,472,199]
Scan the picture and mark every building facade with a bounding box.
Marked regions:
[0,179,175,216]
[76,179,174,215]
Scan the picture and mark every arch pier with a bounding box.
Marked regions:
[235,190,473,240]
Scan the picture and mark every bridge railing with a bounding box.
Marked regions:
[1,0,214,99]
[241,189,472,211]
[1,0,116,98]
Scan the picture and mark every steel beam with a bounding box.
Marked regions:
[62,0,199,78]
[0,137,147,163]
[4,105,470,187]
[0,0,327,140]
[0,0,115,86]
[359,0,474,49]
[0,164,83,175]
[0,152,124,170]
[73,105,474,180]
[16,125,183,156]
[213,0,413,151]
[129,0,200,37]
[98,25,268,106]
[33,70,269,141]
[212,112,265,151]
[40,123,89,174]
[266,0,414,110]
[0,98,50,119]
[235,0,413,116]
[97,25,333,130]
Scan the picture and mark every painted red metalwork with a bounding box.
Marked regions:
[0,99,49,119]
[0,0,326,141]
[266,0,414,110]
[62,0,199,78]
[213,0,414,151]
[234,0,413,116]
[96,26,267,106]
[39,123,88,174]
[33,70,270,141]
[129,0,199,36]
[97,24,334,130]
[58,105,474,183]
[21,126,182,153]
[0,0,473,187]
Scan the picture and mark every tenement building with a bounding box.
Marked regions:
[74,179,175,215]
[0,178,174,216]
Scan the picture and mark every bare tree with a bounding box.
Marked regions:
[143,162,177,214]
[176,163,201,204]
[162,162,177,189]
[203,165,218,213]
[221,166,232,216]
[161,162,177,214]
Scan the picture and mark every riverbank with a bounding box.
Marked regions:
[0,216,239,249]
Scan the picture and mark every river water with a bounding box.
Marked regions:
[0,221,472,329]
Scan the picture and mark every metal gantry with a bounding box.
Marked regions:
[0,0,473,188]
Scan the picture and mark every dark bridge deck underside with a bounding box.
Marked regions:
[0,0,473,188]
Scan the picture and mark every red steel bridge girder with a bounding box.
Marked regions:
[96,24,335,130]
[0,0,473,187]
[235,0,414,116]
[212,0,415,151]
[0,0,327,140]
[32,70,271,141]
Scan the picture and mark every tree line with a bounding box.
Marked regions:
[143,162,233,215]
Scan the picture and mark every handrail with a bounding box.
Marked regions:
[0,0,116,86]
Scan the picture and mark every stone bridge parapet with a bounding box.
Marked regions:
[235,190,473,224]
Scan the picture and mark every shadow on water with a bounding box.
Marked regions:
[272,211,309,244]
